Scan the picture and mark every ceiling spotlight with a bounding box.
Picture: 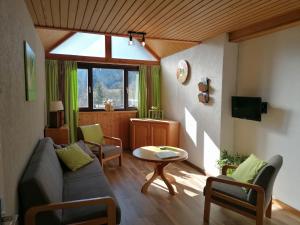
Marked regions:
[141,34,145,47]
[128,32,133,46]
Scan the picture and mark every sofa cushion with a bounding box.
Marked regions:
[62,159,121,224]
[19,137,63,225]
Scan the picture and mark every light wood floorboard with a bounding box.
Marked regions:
[104,151,300,225]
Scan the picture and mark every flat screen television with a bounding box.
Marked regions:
[232,96,265,121]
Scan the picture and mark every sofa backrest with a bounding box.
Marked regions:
[19,137,63,225]
[247,155,283,205]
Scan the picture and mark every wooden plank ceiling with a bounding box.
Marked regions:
[27,0,300,57]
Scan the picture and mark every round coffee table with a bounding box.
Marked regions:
[133,146,188,195]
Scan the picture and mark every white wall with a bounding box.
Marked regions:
[235,25,300,210]
[161,35,237,175]
[0,0,46,213]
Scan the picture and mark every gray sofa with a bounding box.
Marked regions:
[19,137,121,225]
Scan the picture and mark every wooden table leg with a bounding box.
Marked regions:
[141,162,176,195]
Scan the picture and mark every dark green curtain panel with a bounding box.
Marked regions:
[64,61,78,143]
[151,65,161,109]
[138,65,148,118]
[46,60,59,126]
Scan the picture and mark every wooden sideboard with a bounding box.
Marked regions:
[130,118,180,150]
[78,111,137,150]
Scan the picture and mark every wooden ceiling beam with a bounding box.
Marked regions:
[144,44,160,61]
[229,8,300,42]
[35,25,201,44]
[46,53,160,66]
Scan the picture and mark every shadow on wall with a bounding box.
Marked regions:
[262,105,290,134]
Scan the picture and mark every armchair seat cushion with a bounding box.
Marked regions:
[90,145,122,159]
[205,175,248,202]
[102,144,122,158]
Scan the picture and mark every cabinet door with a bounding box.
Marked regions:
[131,122,150,149]
[150,123,168,146]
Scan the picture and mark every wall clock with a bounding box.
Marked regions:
[176,60,189,84]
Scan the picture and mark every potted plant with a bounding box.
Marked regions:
[217,150,249,175]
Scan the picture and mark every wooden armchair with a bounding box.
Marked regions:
[78,125,123,167]
[203,155,283,225]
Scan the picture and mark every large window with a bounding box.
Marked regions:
[51,33,105,57]
[78,63,139,111]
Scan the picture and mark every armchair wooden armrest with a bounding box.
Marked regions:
[25,197,116,225]
[222,164,238,175]
[103,136,123,149]
[206,176,264,193]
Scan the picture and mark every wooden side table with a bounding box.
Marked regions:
[45,125,69,145]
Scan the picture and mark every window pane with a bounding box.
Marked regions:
[93,68,124,109]
[77,69,89,108]
[111,36,157,61]
[51,33,105,57]
[128,71,139,107]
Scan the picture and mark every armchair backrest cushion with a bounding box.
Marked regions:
[247,155,283,205]
[19,137,64,225]
[79,124,104,145]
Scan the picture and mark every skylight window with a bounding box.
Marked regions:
[111,36,157,61]
[50,33,105,57]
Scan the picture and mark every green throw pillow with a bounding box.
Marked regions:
[56,143,93,171]
[231,154,267,184]
[80,124,104,145]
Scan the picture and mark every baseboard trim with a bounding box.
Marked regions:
[273,199,300,217]
[183,160,206,175]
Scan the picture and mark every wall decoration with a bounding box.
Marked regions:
[24,41,37,101]
[176,60,189,84]
[198,78,210,103]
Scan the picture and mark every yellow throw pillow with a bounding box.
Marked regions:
[56,143,93,171]
[232,154,267,184]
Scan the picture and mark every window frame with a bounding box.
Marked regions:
[77,62,139,112]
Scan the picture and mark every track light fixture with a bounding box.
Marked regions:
[128,31,146,47]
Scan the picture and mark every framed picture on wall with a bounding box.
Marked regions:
[24,41,37,101]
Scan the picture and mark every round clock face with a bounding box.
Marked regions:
[176,60,189,84]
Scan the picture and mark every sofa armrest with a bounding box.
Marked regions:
[103,136,123,149]
[221,165,238,175]
[25,197,116,225]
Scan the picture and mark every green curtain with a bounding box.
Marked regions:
[46,60,59,126]
[151,65,161,109]
[138,65,147,118]
[64,61,78,143]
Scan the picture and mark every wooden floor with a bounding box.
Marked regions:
[104,151,300,225]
